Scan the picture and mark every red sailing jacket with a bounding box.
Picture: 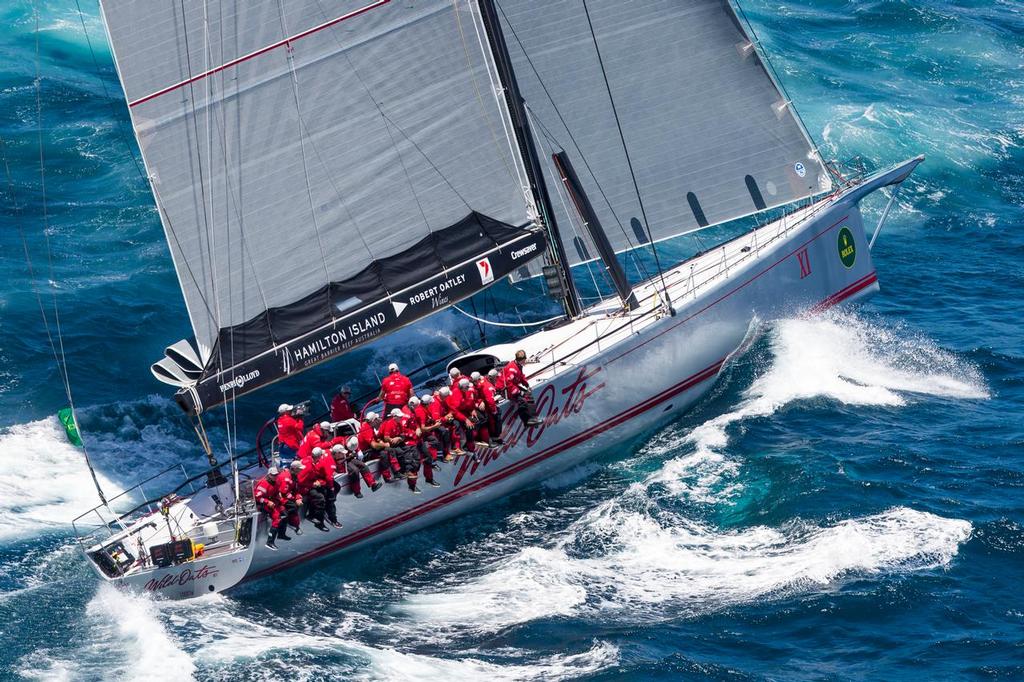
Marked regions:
[296,427,323,461]
[381,373,413,406]
[357,421,380,452]
[414,404,433,427]
[459,385,480,415]
[317,455,337,485]
[477,379,498,412]
[276,413,305,449]
[254,478,281,509]
[428,396,448,422]
[330,395,354,421]
[295,464,320,494]
[502,360,528,398]
[275,470,299,502]
[445,389,469,422]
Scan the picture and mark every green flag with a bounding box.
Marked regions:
[58,407,83,447]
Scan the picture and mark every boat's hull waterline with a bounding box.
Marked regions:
[94,161,918,599]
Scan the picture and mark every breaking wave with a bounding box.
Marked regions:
[399,314,980,632]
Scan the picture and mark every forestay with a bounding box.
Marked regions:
[498,0,831,273]
[101,0,545,413]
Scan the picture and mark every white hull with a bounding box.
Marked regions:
[95,159,919,598]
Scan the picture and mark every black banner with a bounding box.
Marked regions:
[176,229,547,415]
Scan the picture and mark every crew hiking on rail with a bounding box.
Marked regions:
[260,352,541,549]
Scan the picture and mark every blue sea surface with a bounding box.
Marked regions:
[1,1,1022,680]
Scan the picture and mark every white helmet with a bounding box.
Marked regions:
[470,371,482,381]
[389,408,404,418]
[449,367,461,378]
[408,396,421,406]
[365,411,379,421]
[312,447,324,457]
[331,444,345,455]
[347,436,359,451]
[459,378,471,389]
[278,403,292,414]
[439,386,451,397]
[421,393,434,404]
[388,362,399,372]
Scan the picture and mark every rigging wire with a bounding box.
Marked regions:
[21,5,109,506]
[579,0,673,313]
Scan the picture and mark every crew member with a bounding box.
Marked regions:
[415,394,447,463]
[293,458,328,532]
[438,386,468,457]
[490,367,505,397]
[330,386,355,422]
[379,362,414,414]
[275,461,303,536]
[315,446,343,528]
[474,371,502,445]
[458,377,487,448]
[448,367,462,388]
[358,411,402,482]
[503,350,542,426]
[255,468,285,549]
[276,404,304,460]
[297,421,331,461]
[427,391,456,460]
[332,442,381,499]
[380,408,437,493]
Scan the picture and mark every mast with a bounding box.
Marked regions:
[476,0,582,318]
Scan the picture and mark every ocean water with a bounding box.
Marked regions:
[0,1,1022,680]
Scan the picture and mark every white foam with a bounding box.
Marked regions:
[179,597,617,681]
[652,313,988,497]
[84,585,196,681]
[0,418,119,541]
[404,504,970,632]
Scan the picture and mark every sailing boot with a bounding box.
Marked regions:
[266,526,278,550]
[362,470,381,493]
[277,526,291,541]
[351,476,363,499]
[291,524,303,536]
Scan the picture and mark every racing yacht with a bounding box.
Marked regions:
[71,0,920,599]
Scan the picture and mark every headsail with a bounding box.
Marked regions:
[498,0,831,273]
[100,0,546,413]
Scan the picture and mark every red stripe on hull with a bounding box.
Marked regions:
[244,251,879,581]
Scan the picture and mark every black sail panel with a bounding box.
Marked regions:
[178,216,545,414]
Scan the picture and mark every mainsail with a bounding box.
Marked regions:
[101,0,547,413]
[497,0,831,274]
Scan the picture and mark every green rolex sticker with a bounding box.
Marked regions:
[838,226,856,268]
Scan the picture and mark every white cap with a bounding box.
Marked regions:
[439,386,451,396]
[449,367,461,378]
[389,408,404,418]
[421,393,433,404]
[388,362,399,372]
[471,371,481,381]
[365,411,379,421]
[488,368,498,378]
[319,421,331,430]
[278,404,292,414]
[340,385,351,394]
[267,467,280,476]
[408,396,420,406]
[459,378,471,389]
[312,447,324,457]
[289,460,304,470]
[331,444,345,454]
[347,436,359,450]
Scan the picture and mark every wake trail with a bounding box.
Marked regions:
[399,314,982,633]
